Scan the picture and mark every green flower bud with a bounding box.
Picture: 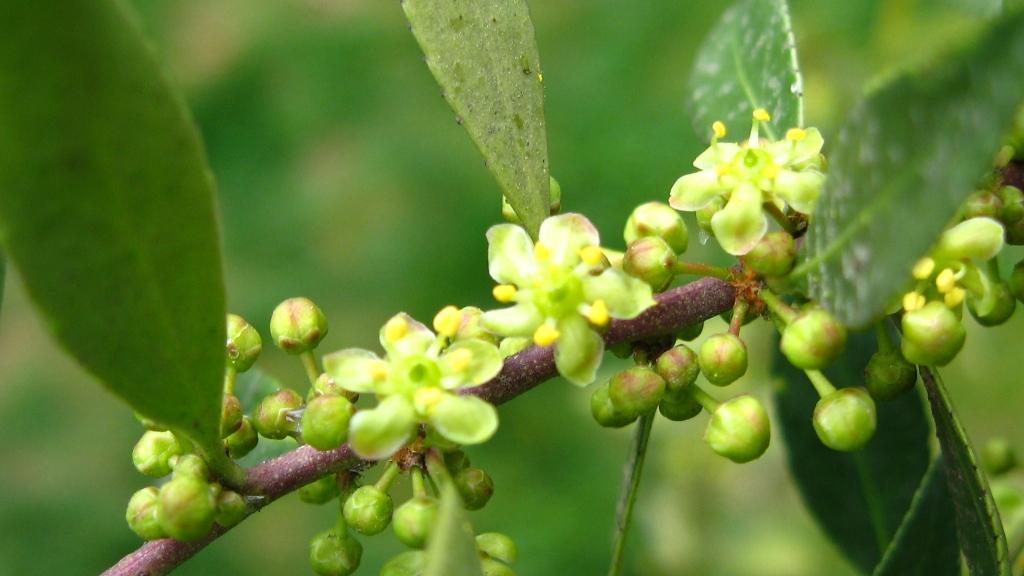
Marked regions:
[215,490,247,528]
[1010,260,1024,302]
[221,393,243,438]
[444,450,471,474]
[658,392,703,422]
[901,301,966,366]
[226,314,262,372]
[935,217,1005,261]
[301,395,355,451]
[743,231,796,277]
[455,467,494,511]
[132,430,183,478]
[704,395,770,463]
[270,297,328,354]
[253,388,303,439]
[299,475,341,505]
[608,366,666,418]
[677,321,704,342]
[548,175,562,214]
[309,529,363,576]
[126,487,165,540]
[698,333,748,386]
[623,236,677,291]
[393,496,439,549]
[157,476,216,541]
[225,416,259,460]
[624,201,689,254]
[590,382,637,428]
[696,197,726,234]
[455,306,498,344]
[1000,185,1024,225]
[864,351,917,400]
[813,388,877,452]
[780,310,847,370]
[981,438,1016,476]
[482,558,517,576]
[477,532,518,564]
[655,344,700,395]
[313,373,347,398]
[343,485,393,535]
[381,551,426,576]
[968,281,1016,326]
[960,191,1004,221]
[171,453,209,481]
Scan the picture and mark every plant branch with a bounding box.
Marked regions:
[103,277,736,576]
[608,411,655,576]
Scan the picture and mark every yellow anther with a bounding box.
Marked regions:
[414,387,444,412]
[753,108,771,122]
[384,315,408,343]
[369,360,389,382]
[912,257,935,280]
[579,245,605,267]
[760,164,780,179]
[935,268,956,294]
[944,287,966,308]
[492,284,518,303]
[446,348,474,373]
[533,323,561,347]
[534,242,552,262]
[586,299,610,327]
[433,305,462,337]
[712,121,727,139]
[785,127,807,141]
[902,291,926,312]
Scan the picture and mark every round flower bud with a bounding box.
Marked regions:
[455,306,498,344]
[1010,260,1024,302]
[309,529,363,576]
[132,430,183,478]
[477,532,518,564]
[455,467,494,511]
[299,475,341,505]
[444,450,471,474]
[270,297,328,354]
[704,395,771,463]
[301,395,354,451]
[999,185,1024,225]
[225,416,259,460]
[624,201,689,254]
[864,351,917,400]
[126,487,165,540]
[590,382,638,428]
[981,438,1016,476]
[677,321,704,342]
[935,217,1005,261]
[698,333,748,386]
[171,454,209,481]
[813,388,877,452]
[780,310,847,370]
[157,476,216,541]
[313,373,347,398]
[549,175,562,214]
[482,558,517,576]
[381,551,426,576]
[658,392,702,422]
[221,393,243,438]
[253,388,303,439]
[655,344,700,396]
[215,490,247,528]
[901,301,966,366]
[743,231,796,277]
[608,366,666,418]
[392,496,439,549]
[968,281,1016,327]
[960,191,1004,220]
[225,314,262,372]
[343,485,393,535]
[623,236,677,291]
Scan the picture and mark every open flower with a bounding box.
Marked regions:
[323,308,502,460]
[669,110,826,255]
[482,213,655,386]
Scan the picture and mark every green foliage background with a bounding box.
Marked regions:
[0,0,1019,574]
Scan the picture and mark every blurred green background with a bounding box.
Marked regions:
[0,0,1020,574]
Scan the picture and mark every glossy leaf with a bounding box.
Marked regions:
[402,0,550,237]
[873,457,960,576]
[773,331,931,572]
[0,1,226,447]
[424,484,484,576]
[922,367,1011,575]
[798,10,1024,328]
[687,0,803,141]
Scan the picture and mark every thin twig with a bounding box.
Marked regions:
[608,412,655,576]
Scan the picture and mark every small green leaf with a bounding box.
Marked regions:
[687,0,803,141]
[402,0,550,237]
[424,484,484,576]
[773,331,931,572]
[0,1,226,447]
[798,10,1024,328]
[873,457,960,576]
[922,367,1011,576]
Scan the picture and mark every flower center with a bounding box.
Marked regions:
[392,354,441,394]
[532,266,583,318]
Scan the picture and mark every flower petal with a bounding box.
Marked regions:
[553,315,604,386]
[439,338,504,389]
[773,169,824,215]
[538,213,600,266]
[582,269,656,319]
[322,348,385,394]
[379,312,435,359]
[669,170,727,211]
[486,224,537,285]
[694,143,740,170]
[348,395,416,460]
[481,303,544,338]
[711,182,768,256]
[936,217,1005,261]
[429,394,499,446]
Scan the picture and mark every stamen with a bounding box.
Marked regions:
[433,305,462,337]
[785,128,806,141]
[902,291,926,312]
[586,299,610,327]
[935,268,956,294]
[492,284,518,303]
[533,323,561,347]
[944,287,966,308]
[712,121,727,139]
[579,245,605,267]
[384,315,408,343]
[912,258,935,280]
[752,108,771,122]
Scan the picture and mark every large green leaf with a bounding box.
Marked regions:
[797,10,1024,328]
[402,0,550,237]
[922,368,1011,575]
[424,484,484,576]
[686,0,803,141]
[873,457,960,576]
[0,1,226,447]
[773,331,931,573]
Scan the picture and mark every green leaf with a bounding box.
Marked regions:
[424,484,484,576]
[0,1,226,447]
[773,331,931,573]
[797,10,1024,328]
[402,0,550,237]
[921,367,1011,575]
[687,0,804,141]
[873,457,960,576]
